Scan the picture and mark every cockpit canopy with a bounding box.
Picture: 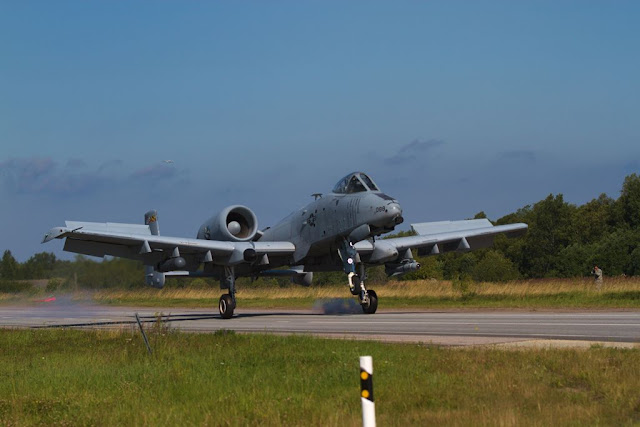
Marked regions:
[332,172,380,194]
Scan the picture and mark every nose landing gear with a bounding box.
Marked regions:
[339,239,378,314]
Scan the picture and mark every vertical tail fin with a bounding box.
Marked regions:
[144,210,165,288]
[145,210,160,236]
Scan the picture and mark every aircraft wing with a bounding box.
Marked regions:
[42,221,295,266]
[355,219,527,259]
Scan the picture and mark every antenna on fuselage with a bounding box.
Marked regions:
[312,193,323,200]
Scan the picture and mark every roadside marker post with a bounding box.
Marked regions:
[360,356,376,427]
[135,312,153,355]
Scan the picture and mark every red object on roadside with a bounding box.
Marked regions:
[37,297,56,303]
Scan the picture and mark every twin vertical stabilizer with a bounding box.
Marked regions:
[144,210,165,288]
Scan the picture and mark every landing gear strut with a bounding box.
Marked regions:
[339,240,378,314]
[219,266,237,319]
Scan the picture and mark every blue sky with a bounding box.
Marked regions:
[1,1,639,260]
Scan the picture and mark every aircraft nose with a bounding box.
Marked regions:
[387,202,404,225]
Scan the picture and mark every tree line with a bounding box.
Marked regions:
[1,173,639,288]
[403,173,640,282]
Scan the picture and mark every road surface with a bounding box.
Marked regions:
[1,302,638,347]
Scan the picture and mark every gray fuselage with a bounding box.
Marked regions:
[260,190,403,264]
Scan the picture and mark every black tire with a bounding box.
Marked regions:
[219,294,235,319]
[350,275,361,295]
[361,289,378,314]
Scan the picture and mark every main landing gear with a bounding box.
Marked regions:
[339,240,378,314]
[219,266,237,319]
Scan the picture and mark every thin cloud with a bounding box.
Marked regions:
[0,157,115,196]
[0,157,189,197]
[499,149,537,162]
[130,163,177,180]
[385,139,445,165]
[65,158,87,169]
[98,159,124,172]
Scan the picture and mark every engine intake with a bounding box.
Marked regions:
[197,205,259,242]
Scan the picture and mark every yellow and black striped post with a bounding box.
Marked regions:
[360,356,376,427]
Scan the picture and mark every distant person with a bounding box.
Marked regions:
[591,265,603,290]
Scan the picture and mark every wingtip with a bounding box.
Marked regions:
[42,227,70,243]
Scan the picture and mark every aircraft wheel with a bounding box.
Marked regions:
[219,294,235,319]
[361,289,378,314]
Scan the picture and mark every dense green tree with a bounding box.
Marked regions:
[441,253,477,279]
[22,252,57,279]
[520,194,576,277]
[472,250,520,282]
[618,173,640,229]
[493,206,532,274]
[495,205,532,227]
[555,243,595,277]
[70,257,144,289]
[572,194,615,245]
[0,250,19,280]
[627,246,640,276]
[591,229,640,276]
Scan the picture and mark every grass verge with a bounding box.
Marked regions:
[1,328,639,425]
[86,277,640,309]
[2,277,640,309]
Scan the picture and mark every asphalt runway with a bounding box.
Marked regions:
[1,302,639,347]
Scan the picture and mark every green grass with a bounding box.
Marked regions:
[3,277,640,310]
[1,328,639,425]
[94,291,640,310]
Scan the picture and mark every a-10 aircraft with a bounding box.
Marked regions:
[43,172,527,318]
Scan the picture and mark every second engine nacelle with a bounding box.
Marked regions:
[197,205,259,242]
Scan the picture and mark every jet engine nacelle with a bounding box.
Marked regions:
[197,205,259,242]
